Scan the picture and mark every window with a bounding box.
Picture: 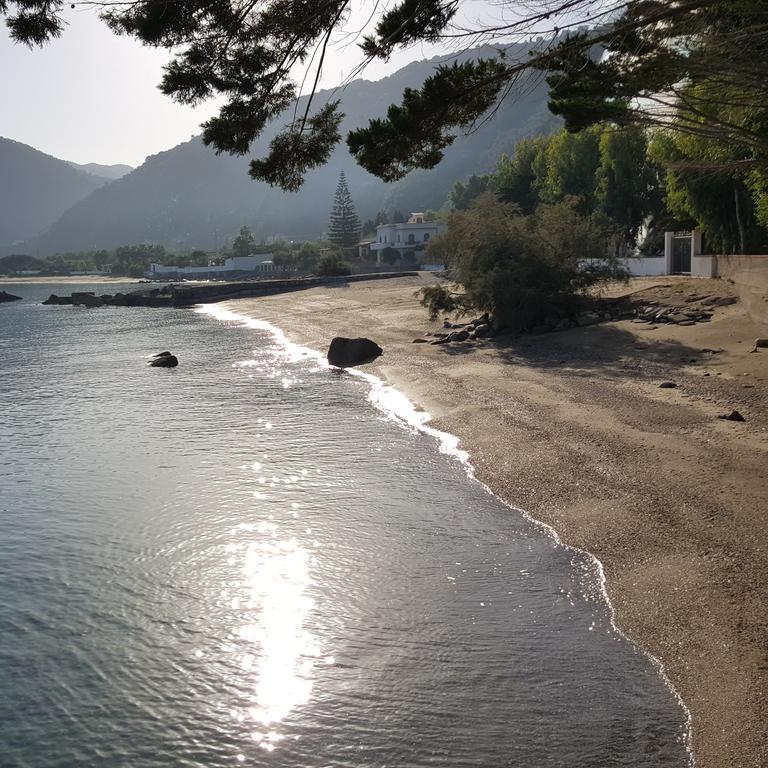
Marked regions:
[407,233,415,244]
[423,233,430,242]
[397,234,401,242]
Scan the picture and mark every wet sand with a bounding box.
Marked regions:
[223,274,767,768]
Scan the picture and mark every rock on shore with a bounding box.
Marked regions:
[327,337,382,368]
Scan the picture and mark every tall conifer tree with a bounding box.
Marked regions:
[327,172,360,249]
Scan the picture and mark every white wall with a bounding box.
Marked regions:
[622,257,668,276]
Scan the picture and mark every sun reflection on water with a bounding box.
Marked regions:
[233,523,319,752]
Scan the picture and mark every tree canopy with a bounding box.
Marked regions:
[5,1,766,189]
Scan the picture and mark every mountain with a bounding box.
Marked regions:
[0,137,113,248]
[68,162,134,180]
[20,46,560,255]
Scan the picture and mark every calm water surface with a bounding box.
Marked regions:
[0,283,690,767]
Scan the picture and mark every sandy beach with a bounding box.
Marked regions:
[222,273,767,768]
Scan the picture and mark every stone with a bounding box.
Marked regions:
[473,323,490,337]
[577,312,600,327]
[755,338,768,348]
[327,337,383,368]
[677,320,696,326]
[448,329,470,342]
[150,354,178,368]
[71,292,104,308]
[412,338,428,343]
[42,293,73,305]
[443,320,452,328]
[714,296,737,306]
[0,290,22,302]
[153,351,173,358]
[659,381,678,389]
[718,410,745,422]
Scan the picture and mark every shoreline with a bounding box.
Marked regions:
[216,274,767,768]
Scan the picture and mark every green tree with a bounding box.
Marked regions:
[272,250,297,271]
[113,244,166,275]
[536,128,601,210]
[595,127,663,243]
[327,171,360,250]
[315,252,352,276]
[650,131,767,254]
[8,2,765,190]
[449,174,489,210]
[232,226,255,259]
[430,194,623,330]
[380,246,400,266]
[492,138,549,215]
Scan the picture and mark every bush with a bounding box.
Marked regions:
[380,246,400,265]
[434,194,625,330]
[417,284,468,319]
[315,253,352,276]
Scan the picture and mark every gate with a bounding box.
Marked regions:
[671,231,692,273]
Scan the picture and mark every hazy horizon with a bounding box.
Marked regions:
[1,1,508,168]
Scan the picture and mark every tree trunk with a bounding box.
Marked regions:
[734,186,746,254]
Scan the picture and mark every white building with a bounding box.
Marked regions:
[370,213,447,265]
[148,254,276,280]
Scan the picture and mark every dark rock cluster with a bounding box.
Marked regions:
[0,290,22,302]
[420,313,492,345]
[43,287,174,308]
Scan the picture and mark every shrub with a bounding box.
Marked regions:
[433,194,626,330]
[417,284,468,319]
[315,253,352,276]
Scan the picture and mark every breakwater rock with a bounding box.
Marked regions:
[41,272,419,309]
[0,290,22,303]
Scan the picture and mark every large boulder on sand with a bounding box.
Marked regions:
[327,337,383,368]
[0,290,22,302]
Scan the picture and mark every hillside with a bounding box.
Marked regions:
[68,162,134,180]
[21,46,559,255]
[0,137,112,248]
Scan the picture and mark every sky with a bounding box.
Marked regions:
[0,2,519,168]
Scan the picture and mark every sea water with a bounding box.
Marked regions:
[0,283,690,767]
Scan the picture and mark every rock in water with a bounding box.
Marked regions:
[71,292,104,308]
[150,354,179,368]
[0,290,22,302]
[42,293,73,305]
[152,351,173,358]
[327,337,382,368]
